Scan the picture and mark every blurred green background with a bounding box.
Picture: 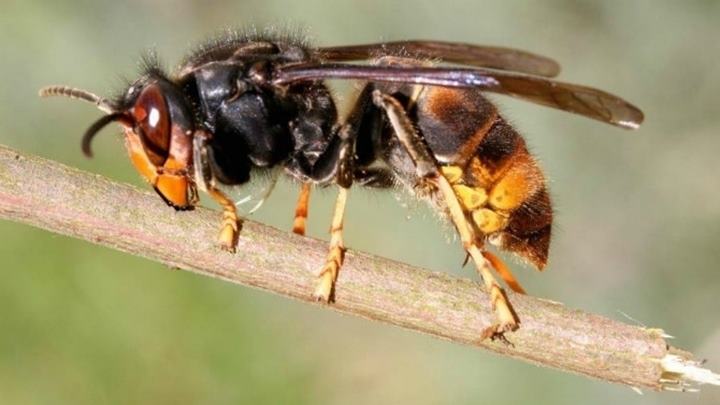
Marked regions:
[1,0,719,403]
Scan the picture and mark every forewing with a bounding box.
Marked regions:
[274,63,643,129]
[316,40,561,77]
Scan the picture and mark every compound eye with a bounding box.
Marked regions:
[133,84,170,166]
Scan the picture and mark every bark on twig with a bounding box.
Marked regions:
[0,144,717,392]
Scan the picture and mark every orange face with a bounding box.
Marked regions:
[123,83,197,210]
[124,128,196,209]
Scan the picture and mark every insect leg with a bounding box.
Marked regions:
[372,90,519,339]
[312,115,359,301]
[482,251,526,295]
[193,131,241,252]
[311,87,377,302]
[292,182,312,235]
[207,186,241,252]
[313,186,349,302]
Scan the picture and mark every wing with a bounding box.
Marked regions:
[274,63,643,129]
[316,40,561,78]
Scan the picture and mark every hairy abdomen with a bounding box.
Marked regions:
[416,86,553,269]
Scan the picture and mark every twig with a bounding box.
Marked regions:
[0,144,717,392]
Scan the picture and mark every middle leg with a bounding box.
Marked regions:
[307,87,377,302]
[313,186,349,302]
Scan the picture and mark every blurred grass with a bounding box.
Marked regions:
[1,0,720,404]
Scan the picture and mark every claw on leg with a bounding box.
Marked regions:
[292,183,311,236]
[313,187,348,302]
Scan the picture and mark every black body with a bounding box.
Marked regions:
[172,37,353,189]
[96,32,641,201]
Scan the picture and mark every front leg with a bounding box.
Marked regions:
[372,90,520,339]
[193,131,241,252]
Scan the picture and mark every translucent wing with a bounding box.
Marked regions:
[316,40,561,77]
[274,63,643,129]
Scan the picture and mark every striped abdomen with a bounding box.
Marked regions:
[416,86,553,269]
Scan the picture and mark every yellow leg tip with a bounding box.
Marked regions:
[313,263,338,302]
[313,273,334,302]
[217,223,238,253]
[313,248,343,303]
[292,219,306,236]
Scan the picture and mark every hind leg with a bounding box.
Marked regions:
[372,90,519,339]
